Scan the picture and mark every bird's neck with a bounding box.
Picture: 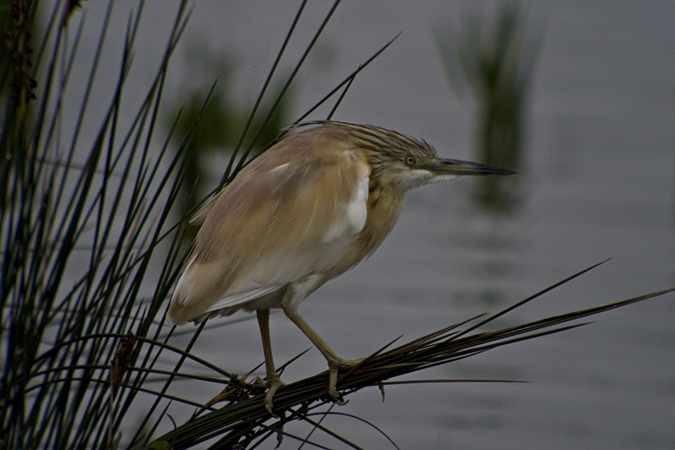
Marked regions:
[329,181,405,277]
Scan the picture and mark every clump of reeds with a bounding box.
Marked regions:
[1,2,671,450]
[0,1,394,448]
[435,4,541,207]
[1,1,193,448]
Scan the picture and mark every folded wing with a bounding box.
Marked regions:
[168,131,371,324]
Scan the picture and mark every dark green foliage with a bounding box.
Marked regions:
[0,1,193,448]
[163,45,292,215]
[435,4,541,208]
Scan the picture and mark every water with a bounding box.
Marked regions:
[71,0,675,448]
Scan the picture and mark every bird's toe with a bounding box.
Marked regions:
[264,374,284,415]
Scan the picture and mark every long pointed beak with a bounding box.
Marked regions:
[421,158,517,176]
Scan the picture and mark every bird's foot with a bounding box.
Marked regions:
[327,357,365,405]
[264,373,285,415]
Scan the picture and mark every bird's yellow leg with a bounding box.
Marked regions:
[281,304,363,404]
[256,309,284,414]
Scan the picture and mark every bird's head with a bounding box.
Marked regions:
[322,121,517,191]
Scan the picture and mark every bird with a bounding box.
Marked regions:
[168,121,516,413]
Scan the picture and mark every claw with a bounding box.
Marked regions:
[264,374,284,415]
[327,357,364,404]
[328,368,345,405]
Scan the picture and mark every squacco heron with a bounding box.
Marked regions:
[168,121,515,412]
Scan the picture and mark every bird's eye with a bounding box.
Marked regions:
[405,156,416,165]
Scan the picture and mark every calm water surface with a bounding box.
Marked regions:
[74,1,675,448]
